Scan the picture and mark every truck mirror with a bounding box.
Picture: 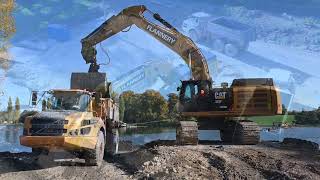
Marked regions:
[93,92,101,104]
[31,91,37,106]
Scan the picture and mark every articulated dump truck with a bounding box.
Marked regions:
[20,72,119,166]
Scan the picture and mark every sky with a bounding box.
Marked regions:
[0,0,320,111]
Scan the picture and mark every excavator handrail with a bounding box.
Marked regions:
[81,5,211,81]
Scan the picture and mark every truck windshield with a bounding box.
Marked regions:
[46,92,90,111]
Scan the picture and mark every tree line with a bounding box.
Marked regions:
[119,90,179,124]
[288,108,320,125]
[0,96,21,124]
[118,90,320,126]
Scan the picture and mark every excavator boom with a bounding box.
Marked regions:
[81,5,210,81]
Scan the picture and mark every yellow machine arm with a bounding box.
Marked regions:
[81,5,210,81]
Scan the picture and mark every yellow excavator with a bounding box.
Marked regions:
[81,5,282,145]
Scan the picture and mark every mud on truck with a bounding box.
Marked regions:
[20,72,119,166]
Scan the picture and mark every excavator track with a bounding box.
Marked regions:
[176,121,198,145]
[221,119,260,145]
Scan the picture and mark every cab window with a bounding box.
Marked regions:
[184,83,197,101]
[79,94,90,111]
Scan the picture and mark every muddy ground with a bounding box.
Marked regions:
[0,141,319,180]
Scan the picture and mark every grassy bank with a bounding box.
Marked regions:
[249,115,295,126]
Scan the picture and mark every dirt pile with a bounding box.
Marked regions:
[281,138,319,151]
[132,146,264,179]
[0,141,319,180]
[117,141,320,179]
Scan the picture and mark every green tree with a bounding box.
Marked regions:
[0,112,4,124]
[42,99,47,111]
[295,110,319,125]
[120,90,169,123]
[121,91,137,123]
[14,97,20,123]
[167,93,179,119]
[316,107,320,120]
[0,0,16,72]
[139,90,168,122]
[7,96,13,123]
[7,96,12,112]
[119,95,125,122]
[282,104,287,115]
[111,91,119,102]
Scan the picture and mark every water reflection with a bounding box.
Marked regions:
[0,125,31,153]
[119,127,221,145]
[261,127,320,144]
[0,125,319,153]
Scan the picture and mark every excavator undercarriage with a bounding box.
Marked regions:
[176,118,261,145]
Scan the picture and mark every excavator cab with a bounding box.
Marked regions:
[178,80,212,112]
[178,78,282,117]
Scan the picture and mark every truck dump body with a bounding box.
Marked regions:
[208,17,256,45]
[71,72,107,92]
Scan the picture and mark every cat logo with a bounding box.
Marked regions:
[215,92,227,100]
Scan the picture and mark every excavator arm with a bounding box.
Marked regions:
[81,5,210,81]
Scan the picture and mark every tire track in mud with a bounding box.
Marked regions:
[202,150,264,180]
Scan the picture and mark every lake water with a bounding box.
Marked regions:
[0,125,319,153]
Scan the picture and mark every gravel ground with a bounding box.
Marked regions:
[119,141,320,179]
[0,152,131,180]
[0,141,319,180]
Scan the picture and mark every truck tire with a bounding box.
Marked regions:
[224,43,239,57]
[189,29,199,42]
[213,39,225,52]
[85,131,105,166]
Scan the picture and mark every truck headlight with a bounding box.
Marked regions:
[69,129,78,136]
[81,119,97,126]
[80,127,91,135]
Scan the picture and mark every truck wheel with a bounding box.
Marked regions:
[213,39,225,52]
[85,131,105,166]
[189,29,199,42]
[224,43,239,57]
